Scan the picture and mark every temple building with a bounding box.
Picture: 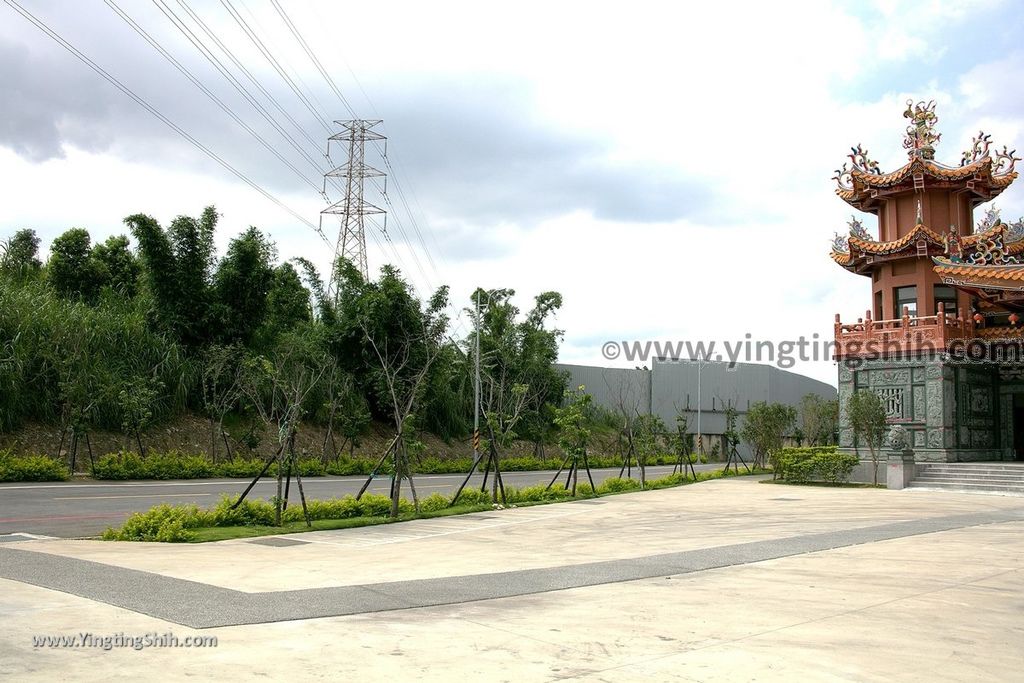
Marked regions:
[831,100,1024,463]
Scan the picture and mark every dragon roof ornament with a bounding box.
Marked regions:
[960,131,1020,178]
[976,205,1002,234]
[903,99,940,160]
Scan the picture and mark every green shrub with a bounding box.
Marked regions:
[102,503,208,542]
[295,459,326,477]
[214,458,270,478]
[596,477,641,494]
[501,457,545,471]
[209,495,275,527]
[0,451,70,481]
[143,451,214,479]
[324,457,372,476]
[93,452,146,480]
[775,447,856,484]
[356,493,394,517]
[282,496,362,522]
[646,473,688,489]
[449,487,492,506]
[505,483,571,503]
[418,492,452,512]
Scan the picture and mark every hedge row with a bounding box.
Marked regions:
[774,447,858,484]
[84,450,709,481]
[0,448,712,482]
[0,451,69,482]
[102,469,751,542]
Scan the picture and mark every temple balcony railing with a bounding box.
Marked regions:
[834,303,972,360]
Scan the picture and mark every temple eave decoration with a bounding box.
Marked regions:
[830,219,1024,275]
[832,101,1020,210]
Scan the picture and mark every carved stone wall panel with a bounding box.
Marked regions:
[874,369,911,386]
[913,385,925,421]
[926,382,943,425]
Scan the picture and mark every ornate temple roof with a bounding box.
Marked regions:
[932,258,1024,288]
[830,215,1024,273]
[833,100,1019,210]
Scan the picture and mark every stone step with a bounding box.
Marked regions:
[907,481,1024,495]
[913,475,1024,486]
[918,469,1024,477]
[919,464,1024,471]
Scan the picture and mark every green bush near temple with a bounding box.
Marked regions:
[774,447,858,484]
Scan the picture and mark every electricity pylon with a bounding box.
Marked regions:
[321,119,386,287]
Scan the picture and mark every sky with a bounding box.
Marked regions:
[2,0,1024,387]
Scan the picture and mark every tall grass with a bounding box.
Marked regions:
[0,278,192,434]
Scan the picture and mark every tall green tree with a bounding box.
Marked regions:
[847,390,887,485]
[214,227,276,345]
[92,235,140,298]
[262,262,312,341]
[740,401,797,472]
[0,228,42,280]
[126,207,218,346]
[47,228,104,302]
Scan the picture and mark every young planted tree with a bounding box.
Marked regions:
[201,344,245,462]
[317,357,369,461]
[549,385,596,496]
[118,375,162,457]
[740,401,797,474]
[336,262,451,518]
[847,389,887,485]
[671,408,698,479]
[632,412,666,488]
[800,393,840,446]
[234,327,329,526]
[606,370,643,478]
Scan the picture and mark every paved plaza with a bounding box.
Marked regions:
[2,476,1022,681]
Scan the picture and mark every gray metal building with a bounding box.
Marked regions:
[556,358,837,458]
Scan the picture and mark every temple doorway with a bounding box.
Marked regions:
[1014,394,1024,461]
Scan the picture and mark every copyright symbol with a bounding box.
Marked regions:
[601,341,620,360]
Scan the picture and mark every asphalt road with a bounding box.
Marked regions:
[0,464,722,538]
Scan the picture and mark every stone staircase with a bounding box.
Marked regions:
[909,462,1024,495]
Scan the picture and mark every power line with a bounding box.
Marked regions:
[219,0,332,133]
[104,0,322,195]
[2,0,327,241]
[268,0,357,120]
[156,0,329,181]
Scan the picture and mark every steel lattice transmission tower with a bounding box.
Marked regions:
[321,119,386,284]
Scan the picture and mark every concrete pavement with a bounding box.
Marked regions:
[2,477,1023,681]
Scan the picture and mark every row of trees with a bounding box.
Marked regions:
[0,208,567,489]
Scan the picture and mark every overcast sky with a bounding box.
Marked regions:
[2,0,1024,386]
